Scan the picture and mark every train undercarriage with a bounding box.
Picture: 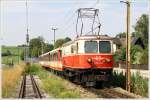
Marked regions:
[63,68,113,86]
[44,66,113,87]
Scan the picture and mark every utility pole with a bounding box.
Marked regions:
[52,27,58,45]
[120,0,131,92]
[25,0,29,62]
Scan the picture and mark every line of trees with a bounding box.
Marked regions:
[21,36,71,59]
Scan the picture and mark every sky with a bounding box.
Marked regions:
[0,0,149,46]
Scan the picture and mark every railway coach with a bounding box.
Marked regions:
[39,35,115,86]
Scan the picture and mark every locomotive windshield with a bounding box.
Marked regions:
[85,41,98,53]
[99,41,111,53]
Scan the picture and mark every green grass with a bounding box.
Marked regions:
[26,64,81,98]
[2,46,24,64]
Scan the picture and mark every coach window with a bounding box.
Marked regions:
[52,54,54,61]
[56,53,58,61]
[60,50,62,60]
[71,45,73,53]
[50,54,51,61]
[54,53,56,61]
[76,42,78,53]
[85,41,98,53]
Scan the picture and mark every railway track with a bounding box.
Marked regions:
[18,74,42,99]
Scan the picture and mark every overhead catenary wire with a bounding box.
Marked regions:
[54,0,80,30]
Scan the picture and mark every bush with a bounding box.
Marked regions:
[25,64,40,75]
[112,71,148,97]
[131,73,148,97]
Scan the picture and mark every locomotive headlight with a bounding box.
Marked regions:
[87,58,92,63]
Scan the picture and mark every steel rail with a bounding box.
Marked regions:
[30,75,42,98]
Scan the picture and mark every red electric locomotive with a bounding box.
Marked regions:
[39,35,114,86]
[39,8,115,86]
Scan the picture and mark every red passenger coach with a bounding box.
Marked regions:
[39,35,114,86]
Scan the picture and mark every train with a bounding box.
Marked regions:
[39,35,115,86]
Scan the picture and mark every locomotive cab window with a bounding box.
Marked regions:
[85,41,98,53]
[99,41,111,53]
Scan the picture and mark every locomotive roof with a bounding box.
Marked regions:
[62,35,113,47]
[76,35,113,40]
[39,48,61,57]
[39,51,50,57]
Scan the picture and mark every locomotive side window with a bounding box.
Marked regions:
[99,41,111,53]
[85,41,98,53]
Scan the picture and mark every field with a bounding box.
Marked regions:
[2,46,24,64]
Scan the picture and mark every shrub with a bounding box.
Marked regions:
[131,73,148,97]
[25,64,40,75]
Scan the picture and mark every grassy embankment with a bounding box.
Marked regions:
[2,46,24,64]
[112,71,148,97]
[25,64,148,98]
[25,64,96,98]
[2,63,26,98]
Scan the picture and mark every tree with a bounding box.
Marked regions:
[64,37,71,43]
[130,45,143,64]
[54,39,65,49]
[120,47,126,61]
[134,14,148,64]
[134,14,148,45]
[115,32,126,38]
[139,47,148,64]
[54,37,71,49]
[29,36,43,57]
[44,43,54,53]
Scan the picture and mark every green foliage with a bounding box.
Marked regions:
[44,43,54,53]
[112,72,148,97]
[2,46,24,64]
[113,53,120,63]
[54,37,71,49]
[29,36,54,57]
[54,39,65,49]
[112,72,126,89]
[115,32,126,38]
[29,36,43,57]
[130,45,143,64]
[134,14,148,45]
[120,48,126,61]
[25,64,41,75]
[139,47,148,64]
[64,37,72,43]
[131,73,148,97]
